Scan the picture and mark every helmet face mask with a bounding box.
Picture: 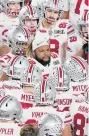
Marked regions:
[25,18,38,33]
[19,5,41,32]
[8,26,30,56]
[13,42,29,56]
[1,0,24,17]
[77,17,89,39]
[38,114,63,136]
[78,23,89,39]
[43,0,63,25]
[45,8,59,25]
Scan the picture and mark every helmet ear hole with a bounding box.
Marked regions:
[6,103,8,107]
[20,61,22,64]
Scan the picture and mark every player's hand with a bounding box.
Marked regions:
[23,86,34,94]
[0,45,11,56]
[82,37,88,45]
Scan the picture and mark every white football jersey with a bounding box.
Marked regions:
[0,80,35,109]
[0,52,14,73]
[23,105,72,135]
[67,32,83,58]
[28,52,60,75]
[0,12,19,46]
[70,100,89,136]
[56,91,73,110]
[0,122,22,136]
[70,79,89,97]
[56,88,86,112]
[39,19,68,56]
[55,78,89,111]
[39,19,83,58]
[63,0,89,29]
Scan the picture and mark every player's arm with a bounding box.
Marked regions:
[62,0,69,19]
[74,48,84,57]
[62,11,69,19]
[59,41,67,65]
[62,110,72,136]
[23,86,35,93]
[0,45,11,56]
[62,125,72,136]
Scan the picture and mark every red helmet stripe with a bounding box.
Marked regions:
[0,95,10,103]
[23,27,29,39]
[58,67,63,87]
[72,56,87,77]
[29,6,33,16]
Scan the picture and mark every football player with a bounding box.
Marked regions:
[20,124,39,136]
[32,30,60,69]
[23,73,72,136]
[62,0,89,30]
[0,25,31,71]
[0,64,8,81]
[38,0,67,58]
[37,0,83,64]
[70,86,89,136]
[19,4,41,41]
[0,0,24,46]
[74,20,88,63]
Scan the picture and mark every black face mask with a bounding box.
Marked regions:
[35,55,51,66]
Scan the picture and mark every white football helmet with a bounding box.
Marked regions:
[38,114,63,136]
[44,0,63,11]
[43,0,63,24]
[34,73,56,105]
[64,56,88,82]
[19,5,41,26]
[0,0,24,16]
[0,95,22,121]
[8,25,29,56]
[20,59,42,86]
[49,66,70,91]
[7,56,29,79]
[78,18,89,38]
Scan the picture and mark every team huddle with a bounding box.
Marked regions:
[0,0,89,136]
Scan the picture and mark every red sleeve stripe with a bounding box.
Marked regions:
[65,114,71,118]
[64,119,72,124]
